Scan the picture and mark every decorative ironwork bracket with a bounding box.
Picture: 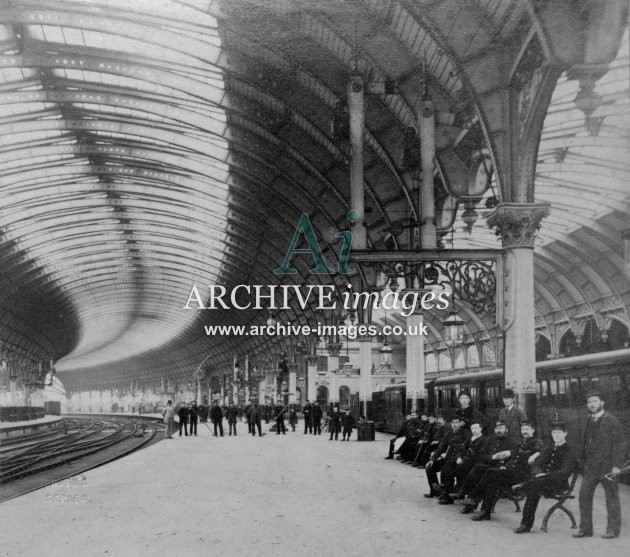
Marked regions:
[351,249,504,322]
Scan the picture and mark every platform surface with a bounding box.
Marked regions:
[0,414,61,431]
[0,423,628,557]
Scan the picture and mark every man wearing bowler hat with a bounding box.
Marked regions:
[573,388,624,539]
[499,388,528,446]
[513,421,577,533]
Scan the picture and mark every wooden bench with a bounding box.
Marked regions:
[540,472,579,532]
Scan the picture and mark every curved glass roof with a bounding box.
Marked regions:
[1,0,229,370]
[0,0,628,389]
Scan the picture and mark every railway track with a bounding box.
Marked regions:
[0,415,164,503]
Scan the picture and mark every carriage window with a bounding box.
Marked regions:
[558,379,566,394]
[550,380,557,396]
[541,381,548,396]
[581,377,590,391]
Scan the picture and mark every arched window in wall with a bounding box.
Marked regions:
[339,385,350,408]
[316,385,329,407]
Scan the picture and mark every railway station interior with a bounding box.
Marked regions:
[1,0,630,555]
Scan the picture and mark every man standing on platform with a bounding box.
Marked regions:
[312,401,323,435]
[226,401,238,436]
[329,405,342,441]
[189,401,199,436]
[275,398,287,435]
[162,400,174,439]
[454,390,486,431]
[244,398,253,434]
[248,400,263,437]
[499,388,528,446]
[303,399,313,434]
[210,400,224,437]
[177,402,189,437]
[514,421,577,533]
[573,389,625,539]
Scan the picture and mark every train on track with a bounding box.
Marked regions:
[350,348,630,456]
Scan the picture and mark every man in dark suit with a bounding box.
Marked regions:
[459,420,515,507]
[424,417,470,498]
[328,405,342,440]
[226,401,238,436]
[466,421,545,521]
[302,400,313,434]
[385,414,411,460]
[312,401,323,435]
[177,402,189,437]
[514,421,577,533]
[573,389,625,539]
[247,401,263,436]
[189,401,199,436]
[210,400,224,437]
[454,390,487,432]
[274,398,287,435]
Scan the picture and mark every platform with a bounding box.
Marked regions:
[0,415,62,440]
[0,425,628,556]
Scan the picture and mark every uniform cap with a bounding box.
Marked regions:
[550,421,567,432]
[458,390,471,398]
[585,388,603,400]
[494,420,506,427]
[502,388,515,398]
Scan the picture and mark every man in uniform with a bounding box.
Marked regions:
[399,411,422,462]
[454,390,486,431]
[573,389,625,539]
[210,400,224,437]
[302,399,313,434]
[499,388,528,446]
[424,417,470,498]
[514,421,577,533]
[459,420,515,508]
[442,419,489,502]
[385,414,411,460]
[274,398,287,435]
[226,401,238,436]
[329,405,342,440]
[177,402,189,437]
[466,421,544,521]
[312,401,323,435]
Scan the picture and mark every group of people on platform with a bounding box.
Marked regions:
[162,398,357,441]
[385,388,625,539]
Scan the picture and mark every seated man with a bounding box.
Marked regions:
[459,420,515,507]
[412,415,437,467]
[434,419,488,504]
[424,417,470,498]
[419,416,447,467]
[446,419,489,501]
[514,421,577,533]
[399,411,422,462]
[464,421,545,521]
[385,414,411,460]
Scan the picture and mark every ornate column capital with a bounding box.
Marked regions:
[304,354,319,366]
[487,202,549,248]
[326,342,343,357]
[287,362,298,373]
